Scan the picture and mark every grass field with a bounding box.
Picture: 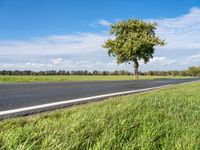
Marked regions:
[0,81,200,149]
[0,75,192,83]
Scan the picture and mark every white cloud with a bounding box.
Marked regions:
[51,57,63,65]
[0,33,111,55]
[183,53,200,66]
[146,57,176,66]
[1,7,200,71]
[151,7,200,50]
[90,19,112,27]
[99,19,111,26]
[138,57,177,71]
[0,58,130,71]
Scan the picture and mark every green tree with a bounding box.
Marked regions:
[103,19,165,79]
[188,66,200,78]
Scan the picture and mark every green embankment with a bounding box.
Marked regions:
[1,81,200,149]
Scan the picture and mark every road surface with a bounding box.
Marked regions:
[0,78,198,118]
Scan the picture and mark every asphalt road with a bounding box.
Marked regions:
[0,78,198,117]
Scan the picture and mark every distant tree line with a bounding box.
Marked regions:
[0,70,132,76]
[0,66,199,77]
[142,70,188,76]
[143,66,200,77]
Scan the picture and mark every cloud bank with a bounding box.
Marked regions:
[1,7,200,71]
[154,7,200,50]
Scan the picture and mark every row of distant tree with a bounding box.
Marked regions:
[0,70,132,76]
[0,66,199,77]
[143,66,199,77]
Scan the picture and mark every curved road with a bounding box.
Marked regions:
[0,78,198,118]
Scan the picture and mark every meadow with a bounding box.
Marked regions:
[1,81,200,149]
[0,75,192,83]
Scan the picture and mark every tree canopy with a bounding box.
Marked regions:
[188,66,200,77]
[103,19,165,79]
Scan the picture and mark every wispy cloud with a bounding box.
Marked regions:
[183,53,200,66]
[0,58,129,71]
[99,19,111,26]
[90,19,112,27]
[145,57,176,66]
[0,33,111,55]
[1,7,200,71]
[139,57,177,71]
[152,7,200,50]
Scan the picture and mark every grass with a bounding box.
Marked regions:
[0,75,192,83]
[0,81,200,149]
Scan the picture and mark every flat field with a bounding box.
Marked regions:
[0,75,192,83]
[1,81,200,149]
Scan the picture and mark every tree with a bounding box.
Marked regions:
[103,19,165,79]
[188,66,200,78]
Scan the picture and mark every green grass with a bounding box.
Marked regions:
[0,75,192,83]
[1,81,200,149]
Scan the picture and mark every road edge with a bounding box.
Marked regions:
[0,80,198,119]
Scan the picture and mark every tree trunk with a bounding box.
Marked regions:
[134,62,139,80]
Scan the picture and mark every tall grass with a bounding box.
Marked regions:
[0,82,200,149]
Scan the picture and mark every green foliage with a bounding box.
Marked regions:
[187,66,200,77]
[1,82,200,149]
[103,19,165,78]
[103,19,165,64]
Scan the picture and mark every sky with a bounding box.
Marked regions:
[0,0,200,72]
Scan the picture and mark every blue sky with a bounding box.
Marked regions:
[0,0,200,71]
